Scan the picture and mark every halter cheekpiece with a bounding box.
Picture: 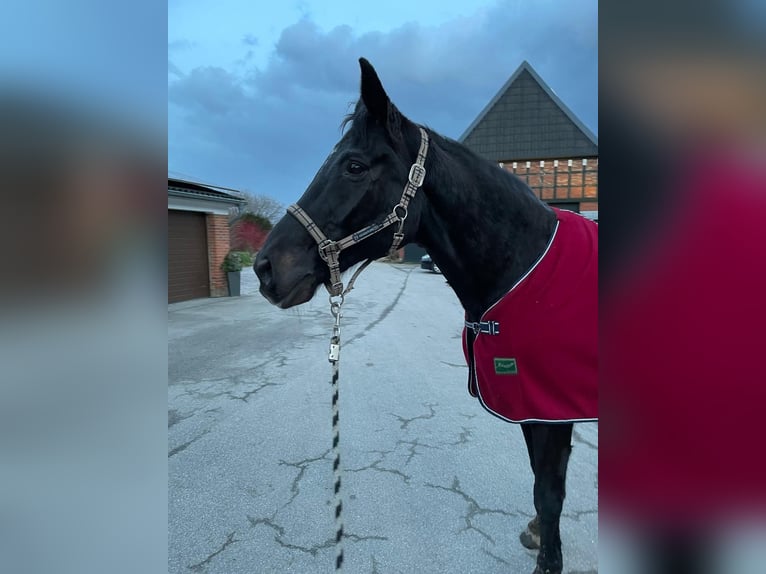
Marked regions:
[287,126,430,298]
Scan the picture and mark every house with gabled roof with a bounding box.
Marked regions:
[459,60,598,221]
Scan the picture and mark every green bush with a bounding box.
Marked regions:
[234,251,254,267]
[221,251,243,272]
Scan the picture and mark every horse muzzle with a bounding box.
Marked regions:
[254,249,320,308]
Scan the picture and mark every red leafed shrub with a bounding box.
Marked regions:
[231,213,272,253]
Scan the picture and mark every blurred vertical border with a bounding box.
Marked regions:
[0,2,167,574]
[600,0,766,572]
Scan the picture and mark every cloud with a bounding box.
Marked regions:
[168,1,597,204]
[242,34,259,46]
[169,66,250,115]
[168,39,195,52]
[168,60,184,79]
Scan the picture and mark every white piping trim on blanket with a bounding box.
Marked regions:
[471,346,596,424]
[469,218,595,424]
[479,218,559,322]
[471,355,596,423]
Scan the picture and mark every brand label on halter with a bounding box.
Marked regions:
[352,223,384,242]
[493,358,518,375]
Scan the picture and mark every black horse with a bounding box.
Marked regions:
[255,58,596,574]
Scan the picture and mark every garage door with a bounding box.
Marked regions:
[168,210,209,303]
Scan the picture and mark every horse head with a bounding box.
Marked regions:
[255,58,427,308]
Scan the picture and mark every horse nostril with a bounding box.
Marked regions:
[254,255,273,289]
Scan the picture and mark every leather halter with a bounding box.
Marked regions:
[287,126,429,297]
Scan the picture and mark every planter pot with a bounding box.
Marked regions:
[227,271,241,296]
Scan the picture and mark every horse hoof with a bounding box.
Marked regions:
[520,528,541,549]
[527,515,540,535]
[520,516,541,549]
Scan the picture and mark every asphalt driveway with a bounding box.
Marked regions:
[168,261,598,573]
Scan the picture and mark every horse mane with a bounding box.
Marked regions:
[419,126,547,216]
[340,97,548,226]
[340,100,366,138]
[340,99,405,146]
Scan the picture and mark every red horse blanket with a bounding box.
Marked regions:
[462,208,598,423]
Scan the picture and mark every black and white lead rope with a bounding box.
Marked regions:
[328,300,344,571]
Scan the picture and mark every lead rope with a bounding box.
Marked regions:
[328,297,344,571]
[326,259,373,572]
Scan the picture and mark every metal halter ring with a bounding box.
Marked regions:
[393,203,408,221]
[329,294,344,315]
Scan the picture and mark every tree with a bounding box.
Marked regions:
[231,192,283,225]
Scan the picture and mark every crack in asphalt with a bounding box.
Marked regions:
[247,515,285,537]
[562,509,598,522]
[440,360,468,369]
[237,358,272,375]
[572,428,598,451]
[168,409,194,428]
[180,386,229,400]
[247,515,388,559]
[446,426,475,446]
[177,374,282,405]
[345,266,414,346]
[390,402,438,430]
[482,547,512,566]
[272,354,289,368]
[344,533,389,543]
[249,515,333,558]
[347,448,413,485]
[188,531,238,572]
[397,438,440,465]
[278,449,332,509]
[174,355,284,401]
[169,428,211,458]
[276,536,336,556]
[424,476,519,544]
[226,380,280,402]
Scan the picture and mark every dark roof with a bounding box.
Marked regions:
[459,61,598,162]
[168,177,245,204]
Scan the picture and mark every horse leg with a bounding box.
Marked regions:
[519,424,541,550]
[529,423,573,574]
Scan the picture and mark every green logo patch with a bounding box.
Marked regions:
[494,358,518,375]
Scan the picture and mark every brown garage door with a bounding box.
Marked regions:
[168,210,209,303]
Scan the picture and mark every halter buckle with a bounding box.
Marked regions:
[318,239,339,263]
[328,281,343,296]
[408,163,426,187]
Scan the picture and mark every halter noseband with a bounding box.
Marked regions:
[287,126,429,298]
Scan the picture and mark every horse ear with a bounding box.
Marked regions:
[359,57,391,126]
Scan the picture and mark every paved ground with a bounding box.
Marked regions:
[169,262,597,573]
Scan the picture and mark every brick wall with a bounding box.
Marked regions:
[500,156,598,212]
[206,214,231,297]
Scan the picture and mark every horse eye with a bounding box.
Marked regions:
[346,161,367,175]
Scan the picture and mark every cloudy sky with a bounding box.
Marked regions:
[169,0,597,206]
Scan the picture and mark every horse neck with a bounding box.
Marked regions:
[414,133,557,321]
